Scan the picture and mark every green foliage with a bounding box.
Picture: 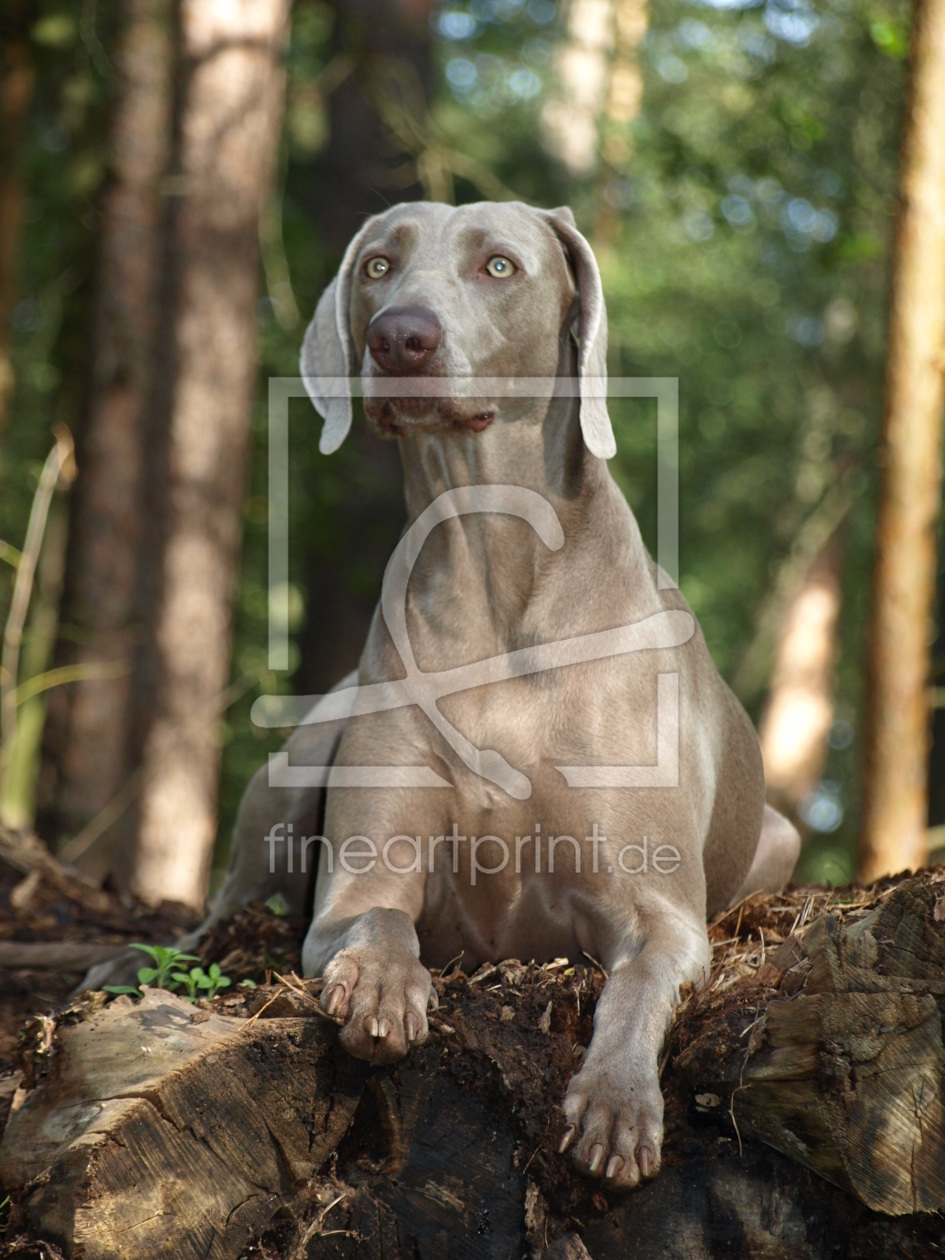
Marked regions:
[170,963,233,1001]
[264,892,291,917]
[101,947,233,1002]
[101,944,233,1003]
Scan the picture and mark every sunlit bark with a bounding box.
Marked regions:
[542,0,648,187]
[860,0,945,879]
[542,0,615,175]
[759,536,841,815]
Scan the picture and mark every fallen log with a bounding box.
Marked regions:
[673,876,945,1215]
[0,942,129,971]
[0,989,365,1259]
[2,872,945,1258]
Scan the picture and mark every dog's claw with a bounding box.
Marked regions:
[365,1016,379,1038]
[605,1155,624,1180]
[325,984,346,1016]
[638,1145,655,1179]
[405,1011,420,1042]
[587,1143,605,1175]
[558,1125,576,1154]
[377,1017,391,1038]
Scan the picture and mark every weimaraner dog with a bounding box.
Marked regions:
[89,201,800,1189]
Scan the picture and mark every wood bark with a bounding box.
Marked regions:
[675,879,945,1216]
[38,0,172,874]
[3,875,945,1258]
[127,0,291,907]
[929,571,945,834]
[860,0,945,880]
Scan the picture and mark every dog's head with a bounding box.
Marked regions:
[301,200,614,459]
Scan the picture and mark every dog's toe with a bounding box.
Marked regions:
[319,952,360,1021]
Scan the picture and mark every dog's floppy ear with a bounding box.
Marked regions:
[539,208,615,460]
[300,217,380,455]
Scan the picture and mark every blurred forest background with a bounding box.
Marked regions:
[0,0,942,912]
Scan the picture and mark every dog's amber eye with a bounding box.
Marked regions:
[364,257,391,279]
[484,256,516,278]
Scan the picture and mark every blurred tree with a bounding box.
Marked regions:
[759,532,842,819]
[860,0,945,880]
[596,0,650,240]
[0,0,37,447]
[124,0,292,909]
[292,0,435,698]
[307,0,437,253]
[543,0,615,176]
[39,0,172,880]
[929,567,945,841]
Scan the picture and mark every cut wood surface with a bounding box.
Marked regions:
[0,989,365,1260]
[2,868,945,1257]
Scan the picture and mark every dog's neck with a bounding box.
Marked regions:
[395,392,613,640]
[399,330,605,523]
[400,395,605,514]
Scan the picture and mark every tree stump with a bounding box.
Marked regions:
[2,872,945,1258]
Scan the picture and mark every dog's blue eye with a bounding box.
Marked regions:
[485,256,516,278]
[364,257,391,279]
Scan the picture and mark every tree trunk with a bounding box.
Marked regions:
[38,0,172,876]
[759,533,842,818]
[594,0,650,240]
[293,0,433,697]
[0,0,36,450]
[928,567,945,837]
[306,0,435,255]
[860,0,945,881]
[127,0,291,907]
[542,0,617,177]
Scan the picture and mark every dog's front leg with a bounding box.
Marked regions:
[561,907,710,1189]
[301,831,436,1066]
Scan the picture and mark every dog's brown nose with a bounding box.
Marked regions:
[367,307,441,374]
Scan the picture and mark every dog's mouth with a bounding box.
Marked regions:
[460,412,494,433]
[363,386,495,438]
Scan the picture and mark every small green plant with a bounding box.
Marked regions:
[170,962,232,1000]
[103,944,233,1003]
[133,943,201,988]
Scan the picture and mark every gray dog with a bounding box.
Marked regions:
[91,200,800,1188]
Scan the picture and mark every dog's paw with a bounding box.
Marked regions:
[559,1061,664,1190]
[319,948,437,1065]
